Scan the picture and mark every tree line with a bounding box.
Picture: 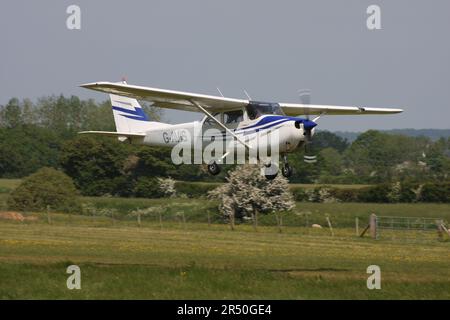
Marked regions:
[0,95,449,198]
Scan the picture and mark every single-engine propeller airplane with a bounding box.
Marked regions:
[80,80,403,179]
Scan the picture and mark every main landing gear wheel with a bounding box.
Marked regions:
[264,162,278,180]
[281,163,293,178]
[207,161,221,176]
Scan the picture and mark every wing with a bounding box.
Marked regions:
[80,81,248,112]
[280,103,403,116]
[80,81,403,115]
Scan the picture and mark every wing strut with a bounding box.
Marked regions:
[190,100,252,150]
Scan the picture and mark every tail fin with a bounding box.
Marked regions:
[110,93,152,133]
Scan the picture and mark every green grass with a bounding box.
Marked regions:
[289,183,371,189]
[0,179,21,194]
[76,198,450,228]
[0,210,449,299]
[1,178,449,299]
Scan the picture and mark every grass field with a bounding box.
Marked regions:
[0,207,449,299]
[0,178,449,299]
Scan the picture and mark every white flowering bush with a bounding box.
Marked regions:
[208,165,295,221]
[387,181,402,203]
[157,177,177,198]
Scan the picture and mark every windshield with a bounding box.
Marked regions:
[246,101,284,120]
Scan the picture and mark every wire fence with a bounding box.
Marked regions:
[375,215,448,243]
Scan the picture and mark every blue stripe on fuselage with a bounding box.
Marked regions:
[236,115,308,132]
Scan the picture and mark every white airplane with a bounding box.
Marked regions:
[80,81,403,179]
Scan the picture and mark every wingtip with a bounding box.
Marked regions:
[80,81,123,89]
[79,82,97,88]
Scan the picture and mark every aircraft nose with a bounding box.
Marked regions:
[294,118,317,130]
[303,119,317,130]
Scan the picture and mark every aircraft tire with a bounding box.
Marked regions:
[281,164,293,178]
[207,162,221,175]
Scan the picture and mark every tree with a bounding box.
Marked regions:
[0,125,62,178]
[59,135,130,196]
[318,147,343,178]
[311,131,349,153]
[0,98,22,128]
[133,177,164,198]
[343,130,431,183]
[7,167,81,213]
[425,137,450,180]
[208,165,295,230]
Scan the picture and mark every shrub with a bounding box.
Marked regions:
[333,188,360,202]
[133,177,164,198]
[175,181,220,198]
[421,183,450,203]
[357,184,390,203]
[157,177,177,197]
[398,183,419,203]
[291,187,309,202]
[208,165,294,220]
[7,167,81,213]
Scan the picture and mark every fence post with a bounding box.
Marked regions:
[326,215,334,237]
[370,213,377,239]
[275,212,283,233]
[355,217,359,236]
[252,208,258,232]
[159,211,163,230]
[436,220,444,240]
[46,205,52,225]
[229,209,235,231]
[207,211,211,227]
[137,212,141,227]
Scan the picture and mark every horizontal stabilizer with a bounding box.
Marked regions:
[78,131,146,138]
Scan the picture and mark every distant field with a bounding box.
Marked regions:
[1,193,450,226]
[289,183,371,189]
[0,179,371,193]
[0,215,449,299]
[0,179,21,193]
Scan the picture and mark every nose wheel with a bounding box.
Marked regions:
[264,162,278,180]
[207,161,221,176]
[281,163,293,178]
[281,154,293,178]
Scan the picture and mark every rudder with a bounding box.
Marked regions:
[110,93,152,133]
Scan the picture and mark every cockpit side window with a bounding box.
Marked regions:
[204,112,221,126]
[223,110,243,124]
[246,102,284,120]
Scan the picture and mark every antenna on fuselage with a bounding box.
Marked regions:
[216,87,224,97]
[243,90,252,100]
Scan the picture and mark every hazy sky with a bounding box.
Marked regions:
[1,0,449,131]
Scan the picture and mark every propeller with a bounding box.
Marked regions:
[297,89,317,163]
